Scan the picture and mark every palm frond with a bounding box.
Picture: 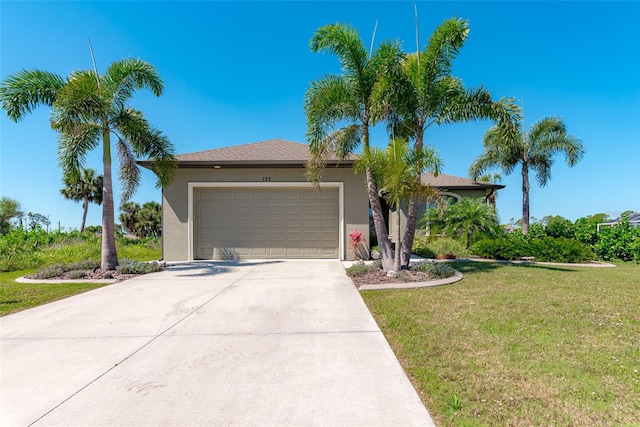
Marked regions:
[104,58,163,109]
[0,69,65,121]
[116,137,140,202]
[56,123,101,176]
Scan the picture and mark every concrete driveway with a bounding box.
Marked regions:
[1,260,434,426]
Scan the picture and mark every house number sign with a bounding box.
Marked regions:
[262,176,272,182]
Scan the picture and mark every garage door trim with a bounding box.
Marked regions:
[187,182,344,260]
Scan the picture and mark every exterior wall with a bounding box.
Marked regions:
[389,189,491,242]
[162,166,369,261]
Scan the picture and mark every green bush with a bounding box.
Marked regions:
[426,237,470,258]
[65,259,100,272]
[473,234,593,263]
[411,238,436,259]
[593,219,640,262]
[31,264,65,280]
[473,237,528,260]
[66,270,88,279]
[345,262,378,277]
[412,260,457,279]
[115,259,162,274]
[529,237,593,263]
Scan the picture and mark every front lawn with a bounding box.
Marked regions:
[0,270,109,316]
[361,261,640,426]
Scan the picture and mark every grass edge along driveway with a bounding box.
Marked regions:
[361,261,640,427]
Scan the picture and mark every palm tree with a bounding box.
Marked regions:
[470,116,584,235]
[305,23,403,271]
[476,172,502,208]
[60,168,103,232]
[356,138,442,272]
[424,197,498,249]
[374,17,520,268]
[1,59,177,269]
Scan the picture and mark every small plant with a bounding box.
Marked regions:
[412,260,456,279]
[348,229,369,260]
[115,259,162,275]
[66,270,88,279]
[345,261,379,277]
[31,264,65,280]
[449,393,462,412]
[412,238,436,259]
[65,259,100,272]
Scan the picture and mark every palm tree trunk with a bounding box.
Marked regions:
[400,131,425,268]
[367,169,393,271]
[394,202,401,273]
[101,127,118,270]
[521,164,530,235]
[80,198,88,232]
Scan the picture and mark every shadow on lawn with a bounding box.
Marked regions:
[166,260,283,278]
[451,259,577,274]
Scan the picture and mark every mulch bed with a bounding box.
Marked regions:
[349,269,433,289]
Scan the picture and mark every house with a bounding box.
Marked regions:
[597,212,640,232]
[141,139,503,261]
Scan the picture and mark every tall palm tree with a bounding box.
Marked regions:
[356,138,442,272]
[60,168,103,232]
[374,17,520,268]
[470,116,584,235]
[1,59,176,270]
[305,23,403,271]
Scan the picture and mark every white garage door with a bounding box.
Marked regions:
[195,187,339,259]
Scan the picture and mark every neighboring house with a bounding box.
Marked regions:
[597,212,640,232]
[141,139,504,261]
[388,173,505,241]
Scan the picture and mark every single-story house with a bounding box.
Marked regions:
[140,139,503,261]
[597,212,640,231]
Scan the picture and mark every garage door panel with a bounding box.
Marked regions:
[196,187,339,259]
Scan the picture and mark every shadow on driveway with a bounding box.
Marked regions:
[166,260,283,278]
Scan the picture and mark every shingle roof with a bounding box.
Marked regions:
[166,139,354,167]
[420,172,505,190]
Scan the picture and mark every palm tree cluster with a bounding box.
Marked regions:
[119,201,162,238]
[305,18,520,270]
[1,58,177,270]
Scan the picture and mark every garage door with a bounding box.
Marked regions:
[195,187,339,259]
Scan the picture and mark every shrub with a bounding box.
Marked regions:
[529,237,593,263]
[412,238,436,259]
[427,237,470,258]
[593,219,640,262]
[65,259,100,272]
[412,260,457,279]
[115,259,162,274]
[31,264,65,280]
[473,237,528,260]
[66,270,88,279]
[345,261,378,277]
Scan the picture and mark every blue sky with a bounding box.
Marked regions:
[1,1,639,230]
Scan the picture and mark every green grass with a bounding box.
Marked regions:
[0,270,109,317]
[361,261,640,426]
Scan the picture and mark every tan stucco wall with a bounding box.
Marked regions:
[162,166,369,261]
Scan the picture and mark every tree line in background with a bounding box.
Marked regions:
[0,196,161,239]
[417,201,639,263]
